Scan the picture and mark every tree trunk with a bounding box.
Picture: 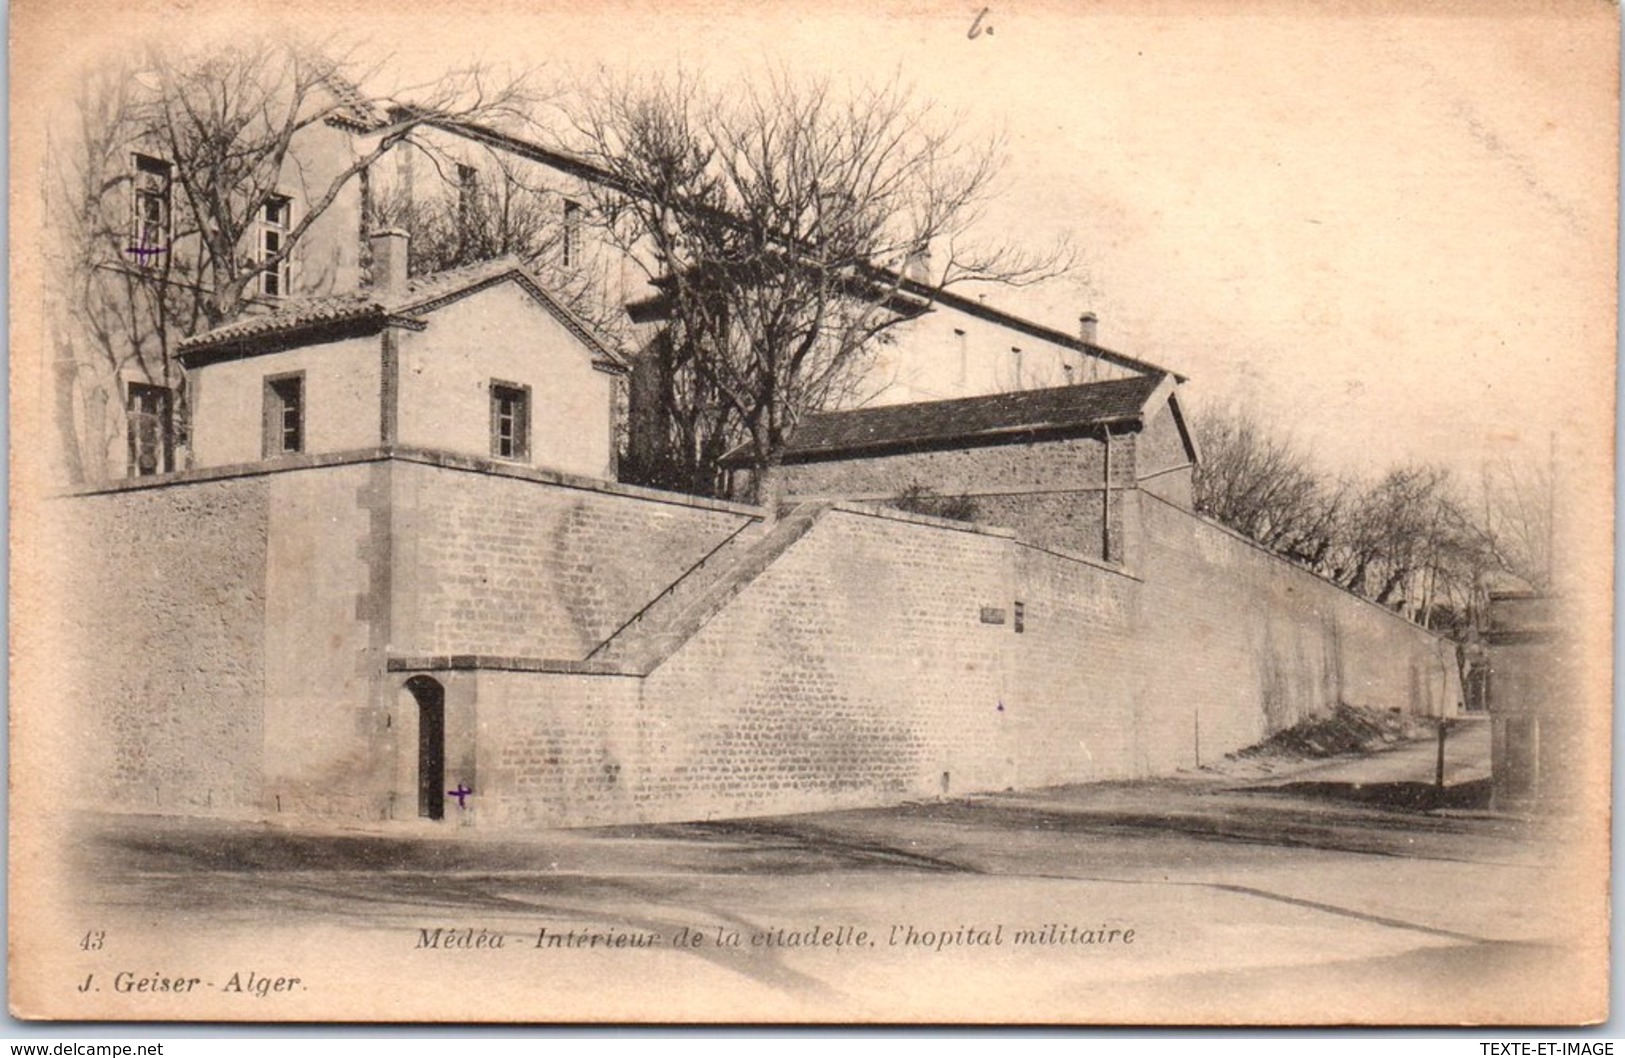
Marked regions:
[52,359,86,486]
[753,460,785,514]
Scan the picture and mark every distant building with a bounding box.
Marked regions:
[53,89,1178,492]
[724,373,1197,565]
[1484,591,1574,812]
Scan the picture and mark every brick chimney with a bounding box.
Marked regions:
[1079,312,1098,345]
[369,229,409,295]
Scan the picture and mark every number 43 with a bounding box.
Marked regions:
[78,930,105,951]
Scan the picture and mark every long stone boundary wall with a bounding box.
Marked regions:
[468,498,1460,828]
[1130,493,1461,776]
[57,456,1461,827]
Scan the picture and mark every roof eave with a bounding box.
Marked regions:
[894,276,1187,382]
[177,310,387,367]
[726,412,1145,468]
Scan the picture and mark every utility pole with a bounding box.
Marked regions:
[1435,715,1448,790]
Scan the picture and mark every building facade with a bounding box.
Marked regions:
[1484,591,1576,812]
[51,89,1171,494]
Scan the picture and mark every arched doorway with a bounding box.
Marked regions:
[404,676,445,821]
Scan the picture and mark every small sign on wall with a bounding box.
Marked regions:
[980,606,1007,625]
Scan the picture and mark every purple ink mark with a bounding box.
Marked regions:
[447,783,472,808]
[997,702,1005,712]
[125,245,168,263]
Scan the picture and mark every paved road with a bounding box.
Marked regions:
[1246,714,1492,789]
[32,738,1602,1025]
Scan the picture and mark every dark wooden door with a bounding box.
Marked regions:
[408,678,446,821]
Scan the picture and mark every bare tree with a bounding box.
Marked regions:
[371,152,630,347]
[1192,406,1494,631]
[1192,407,1346,569]
[45,37,543,482]
[1479,455,1555,593]
[563,70,1073,500]
[1328,465,1490,627]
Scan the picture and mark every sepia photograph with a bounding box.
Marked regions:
[7,0,1617,1025]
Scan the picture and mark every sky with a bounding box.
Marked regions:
[20,0,1620,483]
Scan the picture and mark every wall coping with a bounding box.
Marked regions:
[826,501,1140,581]
[388,654,642,677]
[1009,536,1143,582]
[58,445,769,519]
[1140,489,1460,644]
[826,500,1018,538]
[791,482,1140,503]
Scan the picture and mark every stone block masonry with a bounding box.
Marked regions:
[389,457,760,661]
[57,449,764,822]
[57,448,1461,827]
[459,499,1458,828]
[52,477,271,814]
[1131,492,1460,774]
[780,432,1138,563]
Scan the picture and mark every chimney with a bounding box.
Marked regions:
[369,229,409,295]
[1079,312,1098,345]
[904,244,933,284]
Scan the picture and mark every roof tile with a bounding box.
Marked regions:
[323,75,386,131]
[765,374,1169,463]
[177,293,382,350]
[178,256,624,369]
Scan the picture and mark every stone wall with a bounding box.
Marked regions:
[260,461,389,819]
[1132,492,1460,773]
[459,498,1460,828]
[56,453,767,823]
[389,458,760,661]
[54,477,272,813]
[59,453,1461,829]
[471,672,643,827]
[1001,540,1145,787]
[781,433,1136,563]
[632,508,1012,822]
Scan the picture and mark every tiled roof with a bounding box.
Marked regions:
[743,374,1171,465]
[323,75,387,131]
[178,256,625,369]
[392,255,530,310]
[177,293,384,351]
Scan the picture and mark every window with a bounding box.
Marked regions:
[263,373,304,457]
[490,381,530,461]
[561,199,581,268]
[130,155,171,268]
[125,383,172,477]
[257,195,293,298]
[1013,601,1026,634]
